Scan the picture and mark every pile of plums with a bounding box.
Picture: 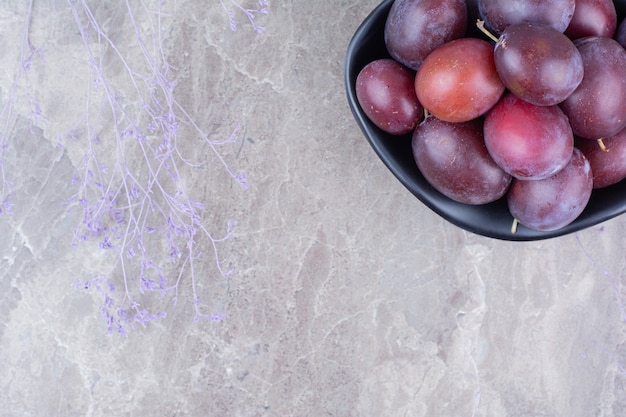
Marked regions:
[355,0,626,232]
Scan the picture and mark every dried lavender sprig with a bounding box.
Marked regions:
[72,0,249,188]
[74,274,168,335]
[65,0,250,333]
[220,0,269,33]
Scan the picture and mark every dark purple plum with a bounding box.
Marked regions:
[384,0,467,71]
[508,148,593,231]
[560,36,626,140]
[565,0,617,39]
[577,128,626,188]
[494,22,584,106]
[478,0,575,34]
[356,59,423,135]
[484,93,574,180]
[411,116,511,205]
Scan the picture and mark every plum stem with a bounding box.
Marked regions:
[476,19,499,43]
[597,138,609,152]
[511,218,519,234]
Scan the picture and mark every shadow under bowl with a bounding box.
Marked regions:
[344,0,626,241]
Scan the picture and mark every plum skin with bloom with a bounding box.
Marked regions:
[508,148,593,231]
[576,127,626,189]
[412,116,512,205]
[493,22,584,107]
[356,58,423,135]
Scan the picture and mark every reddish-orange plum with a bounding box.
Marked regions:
[414,37,505,123]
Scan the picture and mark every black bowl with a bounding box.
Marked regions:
[345,0,626,241]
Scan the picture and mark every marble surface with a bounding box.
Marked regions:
[0,1,625,416]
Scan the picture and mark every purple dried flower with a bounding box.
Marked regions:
[0,192,14,216]
[99,236,114,249]
[140,275,157,293]
[110,208,126,224]
[220,0,269,33]
[25,0,265,334]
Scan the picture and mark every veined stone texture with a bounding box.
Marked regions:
[0,1,625,416]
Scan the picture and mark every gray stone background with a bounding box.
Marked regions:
[0,1,625,416]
